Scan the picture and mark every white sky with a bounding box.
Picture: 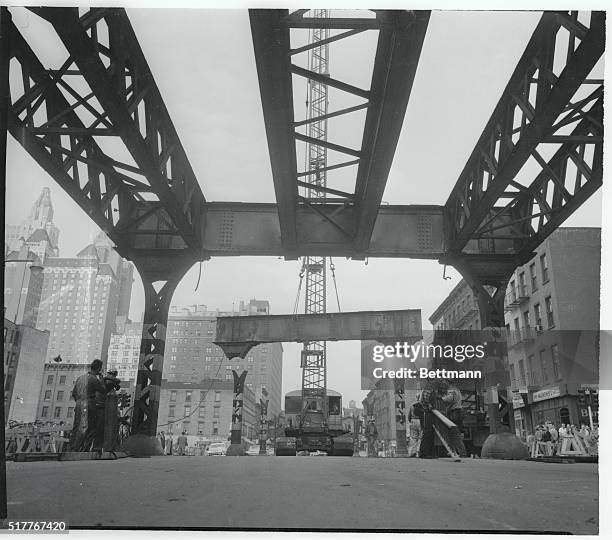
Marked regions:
[4,8,606,407]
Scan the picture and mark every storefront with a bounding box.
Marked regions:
[529,385,578,427]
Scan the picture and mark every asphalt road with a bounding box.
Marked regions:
[4,456,598,533]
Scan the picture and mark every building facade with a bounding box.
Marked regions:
[107,322,143,383]
[4,247,44,327]
[503,228,600,436]
[5,187,60,260]
[34,363,91,427]
[35,236,133,367]
[4,319,50,424]
[157,379,257,446]
[164,300,283,417]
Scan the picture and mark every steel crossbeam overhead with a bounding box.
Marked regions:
[445,11,605,263]
[250,9,430,254]
[17,7,206,256]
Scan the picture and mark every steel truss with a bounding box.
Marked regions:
[250,9,430,254]
[7,8,205,259]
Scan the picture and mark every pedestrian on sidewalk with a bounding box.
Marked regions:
[418,378,449,459]
[159,431,166,454]
[177,431,188,456]
[407,401,423,457]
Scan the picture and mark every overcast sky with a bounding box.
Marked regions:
[5,9,605,406]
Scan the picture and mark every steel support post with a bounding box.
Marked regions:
[394,378,408,457]
[453,261,528,459]
[0,5,10,521]
[258,399,268,455]
[227,370,248,456]
[122,253,195,456]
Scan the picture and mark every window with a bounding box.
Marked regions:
[184,406,191,417]
[41,406,49,417]
[212,421,219,435]
[534,304,542,329]
[213,407,220,418]
[225,374,232,380]
[199,407,206,418]
[509,280,516,302]
[540,349,549,384]
[5,374,13,390]
[545,297,555,328]
[47,375,54,385]
[67,407,74,418]
[44,390,52,400]
[168,405,175,418]
[518,360,526,386]
[248,357,254,363]
[185,391,192,402]
[529,263,537,292]
[513,317,520,334]
[528,355,537,386]
[198,422,205,435]
[57,391,64,401]
[214,391,221,402]
[170,391,177,402]
[59,375,67,385]
[540,254,549,283]
[551,344,561,380]
[523,310,530,329]
[518,272,526,296]
[182,422,190,433]
[199,391,206,402]
[54,407,62,418]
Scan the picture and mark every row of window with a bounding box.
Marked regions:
[511,295,555,331]
[46,374,68,385]
[165,421,220,435]
[511,253,549,298]
[510,344,561,387]
[40,405,74,418]
[168,405,220,418]
[169,390,222,403]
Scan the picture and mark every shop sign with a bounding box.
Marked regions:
[532,386,561,403]
[511,392,525,409]
[514,410,522,421]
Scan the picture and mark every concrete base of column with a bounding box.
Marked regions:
[226,444,246,456]
[481,432,529,460]
[121,434,164,457]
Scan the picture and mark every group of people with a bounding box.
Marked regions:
[526,421,598,456]
[69,359,123,452]
[407,378,467,459]
[158,431,189,455]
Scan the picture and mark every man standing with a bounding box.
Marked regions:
[177,431,188,456]
[418,378,449,458]
[159,431,166,455]
[441,382,467,457]
[407,401,423,457]
[365,420,378,457]
[69,359,106,452]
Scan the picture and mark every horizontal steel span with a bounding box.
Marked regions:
[214,309,422,359]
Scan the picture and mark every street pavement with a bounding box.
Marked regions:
[4,456,598,533]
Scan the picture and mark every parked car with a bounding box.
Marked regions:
[206,442,226,456]
[246,445,260,456]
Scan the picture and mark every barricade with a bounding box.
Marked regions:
[5,425,70,459]
[557,434,588,457]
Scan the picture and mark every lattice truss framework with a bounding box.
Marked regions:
[446,11,604,261]
[6,7,205,258]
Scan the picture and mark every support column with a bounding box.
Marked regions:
[452,259,528,459]
[226,370,248,456]
[394,378,408,457]
[0,5,11,521]
[122,252,195,456]
[258,398,268,455]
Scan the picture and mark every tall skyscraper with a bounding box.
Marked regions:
[35,236,134,366]
[5,187,60,261]
[4,246,44,327]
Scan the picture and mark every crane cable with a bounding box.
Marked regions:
[293,260,307,315]
[329,257,341,312]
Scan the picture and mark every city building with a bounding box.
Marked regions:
[107,322,143,383]
[4,317,50,424]
[157,379,257,446]
[4,247,44,327]
[503,228,600,436]
[362,386,395,452]
[164,300,283,417]
[35,234,134,367]
[429,279,482,331]
[5,187,60,261]
[34,363,89,427]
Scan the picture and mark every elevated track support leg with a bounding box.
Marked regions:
[394,379,408,457]
[123,253,196,456]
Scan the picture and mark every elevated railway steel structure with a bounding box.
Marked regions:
[1,7,604,453]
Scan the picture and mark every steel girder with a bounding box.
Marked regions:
[250,9,430,254]
[11,7,205,256]
[445,11,605,263]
